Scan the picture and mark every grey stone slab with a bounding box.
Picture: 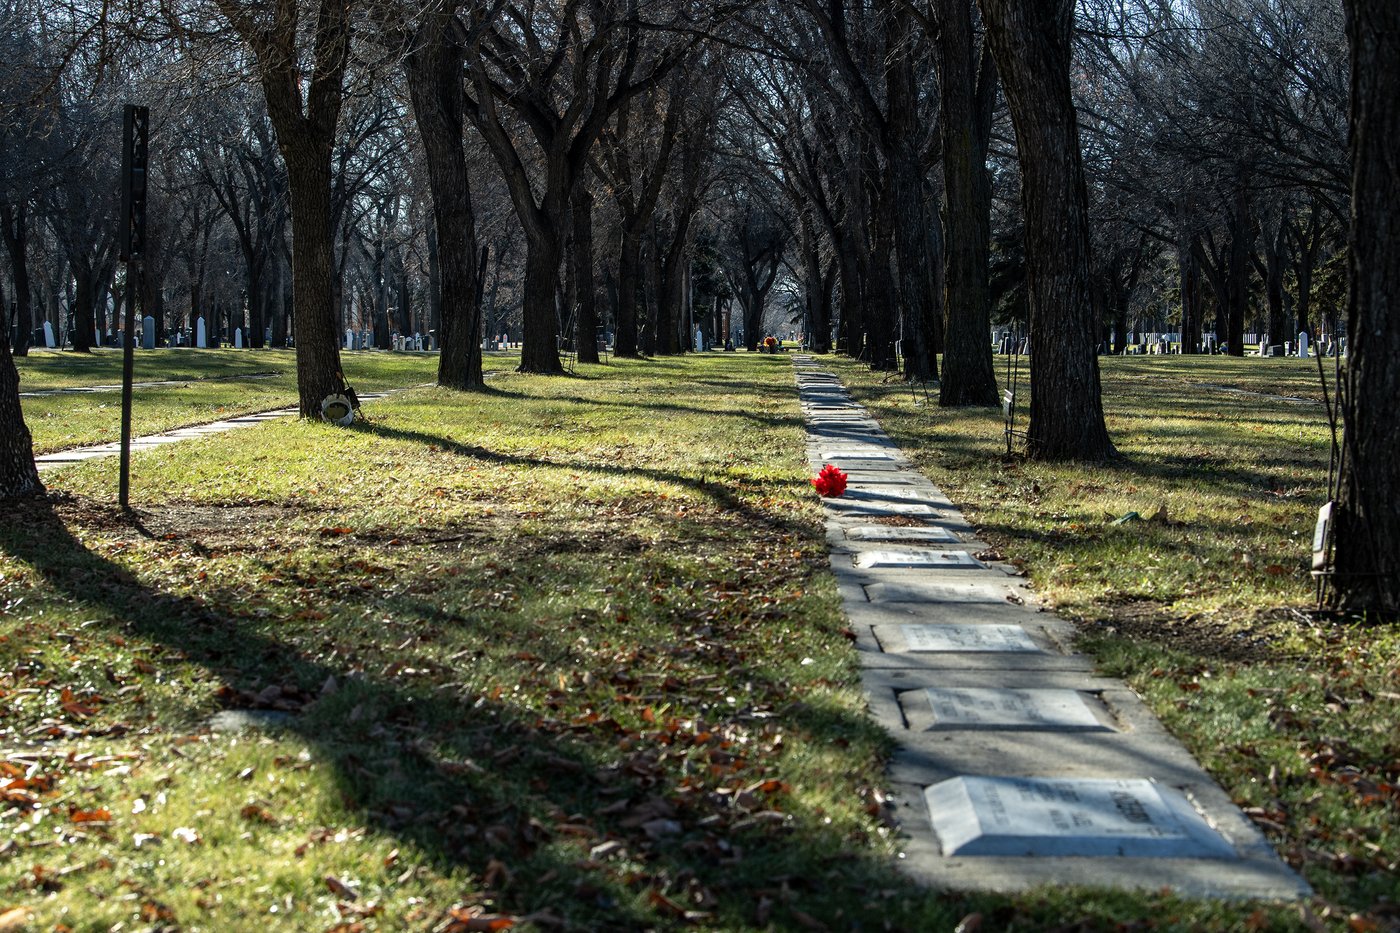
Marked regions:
[886,623,1041,653]
[828,502,941,519]
[854,549,985,570]
[843,488,935,502]
[925,777,1238,859]
[845,525,961,544]
[208,710,295,732]
[888,779,1309,897]
[915,688,1109,730]
[865,580,1024,605]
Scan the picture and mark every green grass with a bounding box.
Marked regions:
[0,352,1379,930]
[14,349,518,454]
[834,353,1399,927]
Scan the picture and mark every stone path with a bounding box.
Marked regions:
[35,389,408,472]
[794,356,1308,900]
[20,372,281,398]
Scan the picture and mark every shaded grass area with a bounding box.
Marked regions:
[14,349,519,454]
[835,354,1399,928]
[0,354,1291,931]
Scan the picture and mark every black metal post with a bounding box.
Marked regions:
[118,104,149,509]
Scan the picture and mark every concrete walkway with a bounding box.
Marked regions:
[35,388,408,472]
[794,356,1308,900]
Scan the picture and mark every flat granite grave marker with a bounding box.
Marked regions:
[922,688,1106,729]
[829,501,939,517]
[867,581,1013,604]
[925,777,1238,858]
[846,525,959,543]
[854,549,983,569]
[897,624,1041,652]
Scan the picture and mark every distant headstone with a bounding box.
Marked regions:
[923,688,1106,729]
[142,316,155,350]
[234,328,243,348]
[345,328,355,350]
[43,321,55,348]
[1298,331,1309,359]
[925,776,1238,858]
[196,317,207,348]
[897,624,1040,652]
[413,334,422,351]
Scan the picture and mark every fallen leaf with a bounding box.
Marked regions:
[171,827,202,845]
[324,876,358,901]
[0,907,32,932]
[70,808,112,823]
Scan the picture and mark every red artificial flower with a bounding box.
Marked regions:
[811,463,848,497]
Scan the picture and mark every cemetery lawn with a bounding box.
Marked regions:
[13,350,520,455]
[1,354,1296,932]
[835,354,1400,927]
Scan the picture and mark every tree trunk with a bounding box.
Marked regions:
[281,140,347,414]
[978,0,1114,461]
[1331,0,1400,616]
[0,339,42,498]
[520,231,564,373]
[939,0,999,405]
[1177,226,1202,353]
[1225,184,1251,356]
[615,227,643,358]
[571,187,601,365]
[407,7,483,389]
[2,204,33,357]
[866,181,900,372]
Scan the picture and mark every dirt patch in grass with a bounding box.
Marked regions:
[1081,597,1308,664]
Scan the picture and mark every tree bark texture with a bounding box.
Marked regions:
[978,0,1115,460]
[571,187,601,365]
[407,6,484,390]
[615,227,643,357]
[0,338,42,498]
[939,1,1000,405]
[520,231,564,373]
[1331,0,1400,616]
[2,204,33,356]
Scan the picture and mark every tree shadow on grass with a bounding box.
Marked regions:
[1,494,931,929]
[346,422,813,538]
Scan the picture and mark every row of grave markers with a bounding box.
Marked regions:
[792,356,1306,896]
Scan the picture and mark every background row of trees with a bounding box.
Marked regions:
[1,0,1353,378]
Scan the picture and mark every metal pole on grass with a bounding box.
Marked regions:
[118,104,149,509]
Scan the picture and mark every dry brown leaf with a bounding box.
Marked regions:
[0,907,33,933]
[69,808,112,823]
[324,876,358,901]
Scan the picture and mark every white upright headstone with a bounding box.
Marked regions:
[413,334,422,351]
[196,317,207,348]
[142,316,156,350]
[346,328,355,350]
[1298,331,1309,359]
[43,321,55,348]
[234,327,244,349]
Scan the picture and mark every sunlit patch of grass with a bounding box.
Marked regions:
[15,349,519,453]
